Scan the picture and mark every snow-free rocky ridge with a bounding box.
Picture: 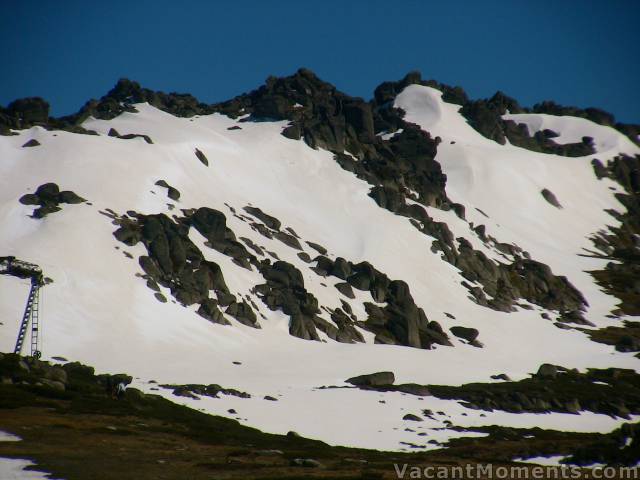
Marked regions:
[1,69,639,463]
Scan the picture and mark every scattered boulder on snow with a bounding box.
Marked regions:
[194,148,208,166]
[19,182,86,218]
[346,371,395,387]
[402,413,423,422]
[162,383,250,400]
[541,188,562,208]
[450,326,480,343]
[154,180,181,201]
[22,139,40,147]
[107,128,153,144]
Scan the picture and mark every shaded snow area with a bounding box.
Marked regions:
[1,84,639,452]
[0,458,62,480]
[0,431,62,479]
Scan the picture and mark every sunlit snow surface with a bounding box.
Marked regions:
[1,85,639,451]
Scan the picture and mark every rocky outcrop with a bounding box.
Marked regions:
[589,154,640,316]
[346,371,395,387]
[107,128,153,144]
[429,365,640,418]
[0,97,51,135]
[312,255,451,349]
[254,260,361,343]
[229,70,589,323]
[161,383,251,399]
[0,97,97,136]
[564,422,640,467]
[582,321,640,354]
[343,371,431,397]
[213,69,449,208]
[0,353,134,397]
[533,101,640,147]
[376,73,601,156]
[190,207,256,269]
[113,209,259,328]
[19,182,86,218]
[366,178,588,320]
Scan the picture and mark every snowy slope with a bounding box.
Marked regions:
[1,84,639,452]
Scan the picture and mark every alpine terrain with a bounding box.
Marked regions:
[1,69,639,478]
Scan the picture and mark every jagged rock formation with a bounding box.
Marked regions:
[112,210,256,326]
[3,68,640,458]
[210,70,591,323]
[376,73,602,155]
[4,70,622,344]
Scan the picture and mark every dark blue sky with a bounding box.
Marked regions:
[2,1,638,123]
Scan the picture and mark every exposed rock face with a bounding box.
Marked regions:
[213,69,449,209]
[216,70,588,323]
[583,321,640,354]
[7,70,620,346]
[313,255,451,349]
[113,205,366,343]
[113,209,260,328]
[0,97,96,136]
[589,154,640,316]
[19,182,86,218]
[365,174,588,320]
[74,78,215,121]
[377,73,604,156]
[254,259,362,343]
[0,97,50,134]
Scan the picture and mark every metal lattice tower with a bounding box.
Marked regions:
[1,256,44,358]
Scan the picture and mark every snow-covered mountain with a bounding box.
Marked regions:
[1,69,639,458]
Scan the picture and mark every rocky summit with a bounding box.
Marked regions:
[1,69,640,476]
